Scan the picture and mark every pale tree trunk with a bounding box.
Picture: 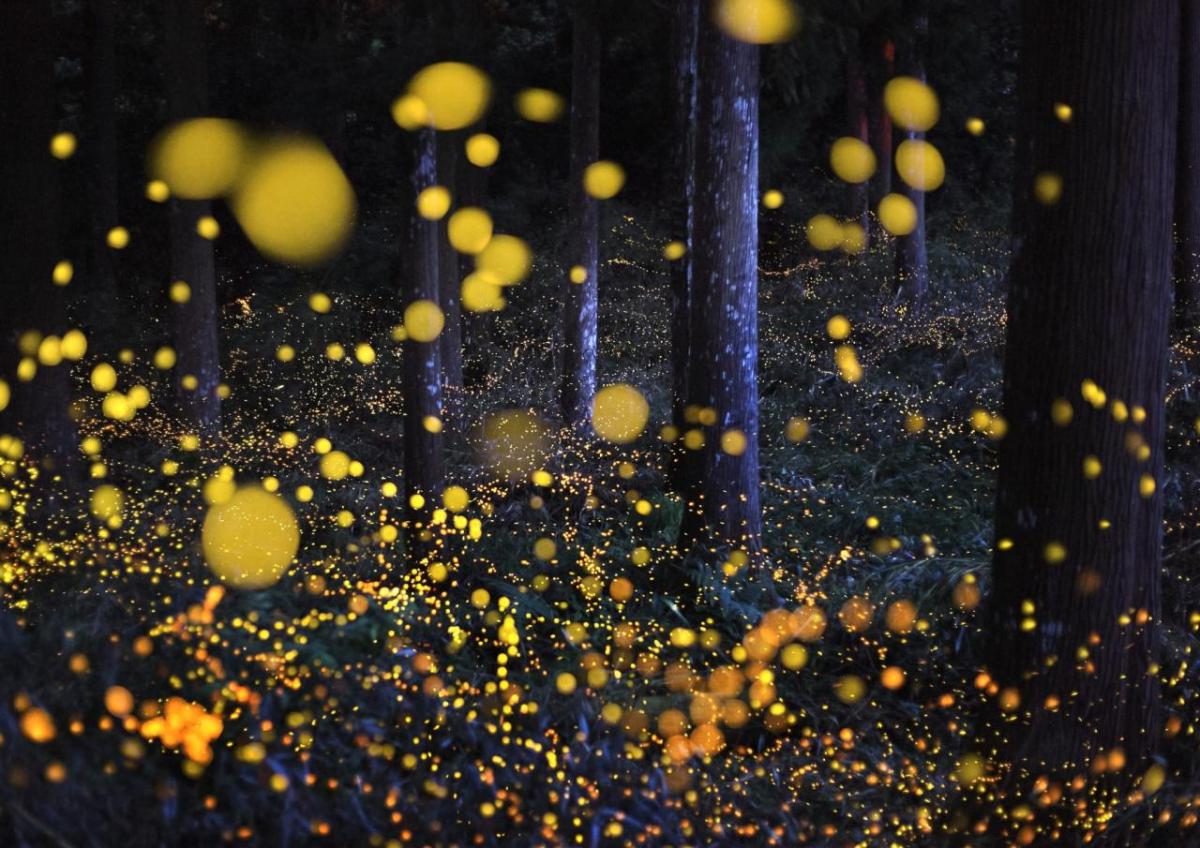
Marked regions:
[403,128,446,562]
[989,0,1177,780]
[560,0,600,427]
[0,0,75,463]
[164,0,221,435]
[678,9,762,555]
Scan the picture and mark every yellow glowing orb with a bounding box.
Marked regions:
[447,207,493,254]
[475,234,531,285]
[894,139,945,192]
[404,299,445,342]
[591,384,650,444]
[515,88,565,123]
[806,214,842,251]
[877,192,918,235]
[480,410,551,480]
[416,185,452,220]
[829,137,876,184]
[461,272,505,312]
[406,62,492,131]
[231,137,356,266]
[762,189,784,209]
[465,133,500,167]
[715,0,800,44]
[201,485,300,590]
[884,77,940,132]
[150,118,248,199]
[583,161,626,200]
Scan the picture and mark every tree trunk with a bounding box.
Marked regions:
[0,0,75,462]
[894,7,930,307]
[403,128,446,562]
[845,41,871,243]
[989,0,1177,779]
[164,0,221,435]
[560,0,600,427]
[1175,0,1200,324]
[669,0,699,474]
[437,130,465,392]
[85,0,122,328]
[678,9,762,556]
[868,32,894,207]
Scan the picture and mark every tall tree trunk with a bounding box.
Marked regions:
[989,0,1177,779]
[868,32,894,206]
[560,0,600,427]
[437,131,465,392]
[0,0,75,463]
[894,6,930,307]
[678,9,762,556]
[1175,0,1200,325]
[403,128,446,563]
[845,40,871,243]
[669,0,699,480]
[85,0,122,328]
[164,0,221,435]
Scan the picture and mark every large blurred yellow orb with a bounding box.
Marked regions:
[884,77,940,132]
[150,118,248,199]
[406,62,492,131]
[806,214,842,251]
[461,273,505,313]
[416,185,452,220]
[447,207,494,254]
[895,139,945,191]
[404,299,445,342]
[515,88,565,123]
[829,137,876,184]
[591,384,650,444]
[465,133,501,167]
[231,137,356,266]
[202,485,300,590]
[583,161,626,200]
[715,0,800,44]
[878,192,918,235]
[475,235,531,285]
[480,410,551,480]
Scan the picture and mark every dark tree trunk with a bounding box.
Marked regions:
[868,33,895,206]
[669,0,699,475]
[894,7,930,307]
[678,9,762,556]
[437,131,465,392]
[403,128,446,561]
[1175,0,1200,324]
[560,0,600,427]
[0,0,75,462]
[989,0,1177,779]
[85,0,122,326]
[164,0,221,435]
[845,41,871,242]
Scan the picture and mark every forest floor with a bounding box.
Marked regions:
[2,217,1200,847]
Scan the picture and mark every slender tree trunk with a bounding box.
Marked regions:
[560,0,600,427]
[894,6,930,306]
[164,0,221,435]
[437,130,465,392]
[1175,0,1200,325]
[669,0,699,478]
[678,9,762,556]
[845,41,871,243]
[0,0,75,463]
[85,0,122,327]
[989,0,1177,779]
[868,32,894,206]
[403,128,446,562]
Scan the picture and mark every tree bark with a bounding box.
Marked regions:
[845,40,871,243]
[164,0,221,435]
[403,128,446,561]
[678,9,762,556]
[560,0,600,427]
[0,0,75,462]
[85,0,122,328]
[1175,0,1200,325]
[669,0,699,478]
[894,5,929,307]
[437,130,465,392]
[989,0,1177,778]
